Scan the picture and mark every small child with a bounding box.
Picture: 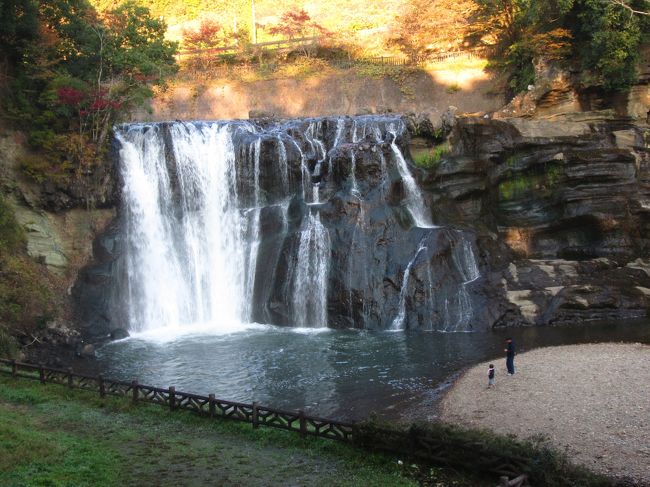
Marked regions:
[487,363,495,388]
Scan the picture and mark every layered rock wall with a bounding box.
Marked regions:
[422,113,650,326]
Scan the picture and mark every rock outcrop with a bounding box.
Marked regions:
[423,112,650,326]
[70,110,650,337]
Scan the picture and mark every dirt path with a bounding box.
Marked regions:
[440,342,650,485]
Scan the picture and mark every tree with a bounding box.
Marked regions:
[1,0,177,184]
[389,0,478,58]
[267,9,329,57]
[472,0,649,93]
[182,19,224,51]
[571,0,648,90]
[0,0,39,67]
[181,18,227,70]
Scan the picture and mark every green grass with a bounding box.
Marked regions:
[413,143,449,169]
[0,375,443,487]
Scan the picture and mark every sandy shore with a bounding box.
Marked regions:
[439,342,650,484]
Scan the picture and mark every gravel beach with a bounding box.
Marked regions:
[440,343,650,484]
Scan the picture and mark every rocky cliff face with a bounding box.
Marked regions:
[75,117,488,337]
[423,113,650,326]
[73,110,650,339]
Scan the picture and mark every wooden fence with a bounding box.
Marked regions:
[0,358,353,442]
[0,358,530,484]
[177,36,321,61]
[177,33,488,76]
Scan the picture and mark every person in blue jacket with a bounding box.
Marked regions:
[504,338,515,375]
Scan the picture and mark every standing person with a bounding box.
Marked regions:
[487,363,495,388]
[505,338,515,375]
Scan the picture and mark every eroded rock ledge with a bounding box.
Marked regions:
[421,112,650,326]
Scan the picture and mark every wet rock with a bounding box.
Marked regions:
[79,343,96,358]
[248,109,276,119]
[73,113,650,337]
[109,328,129,340]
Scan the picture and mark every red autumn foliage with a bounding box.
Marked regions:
[268,9,328,39]
[182,19,223,50]
[57,86,86,106]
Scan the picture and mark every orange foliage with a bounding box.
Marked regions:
[389,0,479,57]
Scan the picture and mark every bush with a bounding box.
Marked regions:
[354,420,613,487]
[413,144,449,169]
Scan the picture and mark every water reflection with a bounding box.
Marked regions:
[95,321,650,421]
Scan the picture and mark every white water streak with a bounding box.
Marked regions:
[391,244,427,330]
[387,123,434,228]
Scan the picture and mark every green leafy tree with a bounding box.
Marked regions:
[2,0,177,183]
[473,0,649,94]
[0,0,39,67]
[571,0,648,90]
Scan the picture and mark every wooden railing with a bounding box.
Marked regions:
[177,36,321,60]
[0,357,533,483]
[0,358,353,442]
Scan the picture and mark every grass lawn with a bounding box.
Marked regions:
[0,375,481,487]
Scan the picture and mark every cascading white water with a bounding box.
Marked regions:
[387,123,434,228]
[115,115,473,335]
[243,138,262,321]
[292,187,331,327]
[391,243,427,330]
[277,136,289,191]
[118,122,252,332]
[350,150,359,195]
[441,236,480,332]
[452,237,480,283]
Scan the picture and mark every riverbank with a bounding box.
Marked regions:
[440,343,650,485]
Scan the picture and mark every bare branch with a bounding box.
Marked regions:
[606,0,650,16]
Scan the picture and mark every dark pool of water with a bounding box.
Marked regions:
[95,320,650,421]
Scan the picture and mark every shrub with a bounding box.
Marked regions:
[413,143,449,169]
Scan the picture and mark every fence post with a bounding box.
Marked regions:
[132,380,139,404]
[98,375,105,398]
[299,410,306,437]
[169,386,176,411]
[67,368,73,389]
[39,364,45,384]
[208,394,215,418]
[252,402,259,429]
[11,359,16,377]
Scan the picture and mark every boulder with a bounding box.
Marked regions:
[79,343,95,358]
[109,328,130,341]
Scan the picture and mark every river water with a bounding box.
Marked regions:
[95,320,650,422]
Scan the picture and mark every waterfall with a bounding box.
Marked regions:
[452,236,480,283]
[350,150,359,195]
[277,136,289,191]
[243,138,262,321]
[292,187,331,327]
[391,243,427,330]
[387,123,434,228]
[113,115,476,335]
[441,235,480,332]
[118,122,251,332]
